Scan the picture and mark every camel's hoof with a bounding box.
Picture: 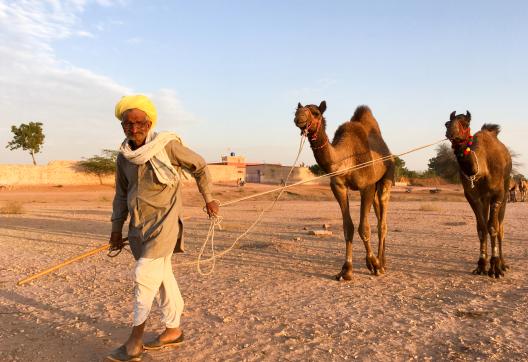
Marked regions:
[335,272,353,281]
[488,269,504,279]
[472,267,487,275]
[472,257,487,276]
[366,255,382,276]
[488,257,504,278]
[335,262,353,281]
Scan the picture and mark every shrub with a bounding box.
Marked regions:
[0,201,24,214]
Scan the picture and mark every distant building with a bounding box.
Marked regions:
[207,152,247,183]
[246,164,321,185]
[221,152,246,166]
[204,152,325,185]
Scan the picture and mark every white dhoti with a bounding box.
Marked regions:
[133,254,184,328]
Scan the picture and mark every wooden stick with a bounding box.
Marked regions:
[17,243,112,286]
[17,216,192,286]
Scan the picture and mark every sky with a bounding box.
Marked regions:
[1,0,527,175]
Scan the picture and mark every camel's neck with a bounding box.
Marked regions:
[453,142,478,177]
[307,125,335,172]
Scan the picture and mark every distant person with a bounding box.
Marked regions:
[107,95,219,361]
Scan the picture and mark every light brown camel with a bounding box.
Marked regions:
[508,179,517,202]
[445,111,512,278]
[519,178,527,202]
[294,101,394,280]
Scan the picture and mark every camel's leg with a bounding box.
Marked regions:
[498,195,509,271]
[373,192,382,267]
[375,179,391,272]
[487,199,504,278]
[465,192,488,275]
[331,181,354,281]
[358,184,381,275]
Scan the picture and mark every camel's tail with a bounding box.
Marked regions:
[481,123,501,136]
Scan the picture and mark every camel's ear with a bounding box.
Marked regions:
[319,100,327,114]
[466,110,471,122]
[297,102,303,109]
[449,111,456,121]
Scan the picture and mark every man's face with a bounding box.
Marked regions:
[121,108,152,147]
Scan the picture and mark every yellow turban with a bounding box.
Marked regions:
[115,94,158,128]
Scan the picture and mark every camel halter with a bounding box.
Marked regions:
[299,107,323,141]
[450,121,472,151]
[450,122,479,188]
[298,107,328,150]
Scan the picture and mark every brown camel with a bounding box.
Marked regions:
[519,178,527,202]
[445,111,512,278]
[294,101,394,280]
[508,179,517,202]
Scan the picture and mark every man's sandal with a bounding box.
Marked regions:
[143,332,184,350]
[106,345,143,361]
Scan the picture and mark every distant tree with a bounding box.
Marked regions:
[309,164,325,176]
[393,156,405,179]
[513,173,525,182]
[508,147,523,176]
[427,144,523,184]
[393,156,428,179]
[78,149,118,184]
[6,122,45,165]
[393,156,415,179]
[427,143,460,183]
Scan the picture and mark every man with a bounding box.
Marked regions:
[107,95,219,361]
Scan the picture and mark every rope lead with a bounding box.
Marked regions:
[190,137,447,274]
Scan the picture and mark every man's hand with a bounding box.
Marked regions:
[205,200,220,218]
[109,231,124,250]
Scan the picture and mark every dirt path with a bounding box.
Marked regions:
[0,185,527,361]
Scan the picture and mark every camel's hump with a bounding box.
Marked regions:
[350,105,373,122]
[481,123,501,136]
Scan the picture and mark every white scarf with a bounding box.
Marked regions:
[120,131,183,186]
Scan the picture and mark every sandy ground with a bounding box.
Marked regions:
[0,183,527,361]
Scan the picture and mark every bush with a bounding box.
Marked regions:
[0,201,24,214]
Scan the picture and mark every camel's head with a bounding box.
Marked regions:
[445,110,471,144]
[294,101,326,134]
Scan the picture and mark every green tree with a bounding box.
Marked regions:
[513,173,525,182]
[6,122,45,165]
[393,156,409,179]
[309,164,325,175]
[393,156,423,179]
[508,147,523,176]
[427,143,459,183]
[78,149,118,184]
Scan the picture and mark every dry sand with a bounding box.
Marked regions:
[0,183,527,361]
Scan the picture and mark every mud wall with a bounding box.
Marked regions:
[0,161,114,186]
[0,161,246,186]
